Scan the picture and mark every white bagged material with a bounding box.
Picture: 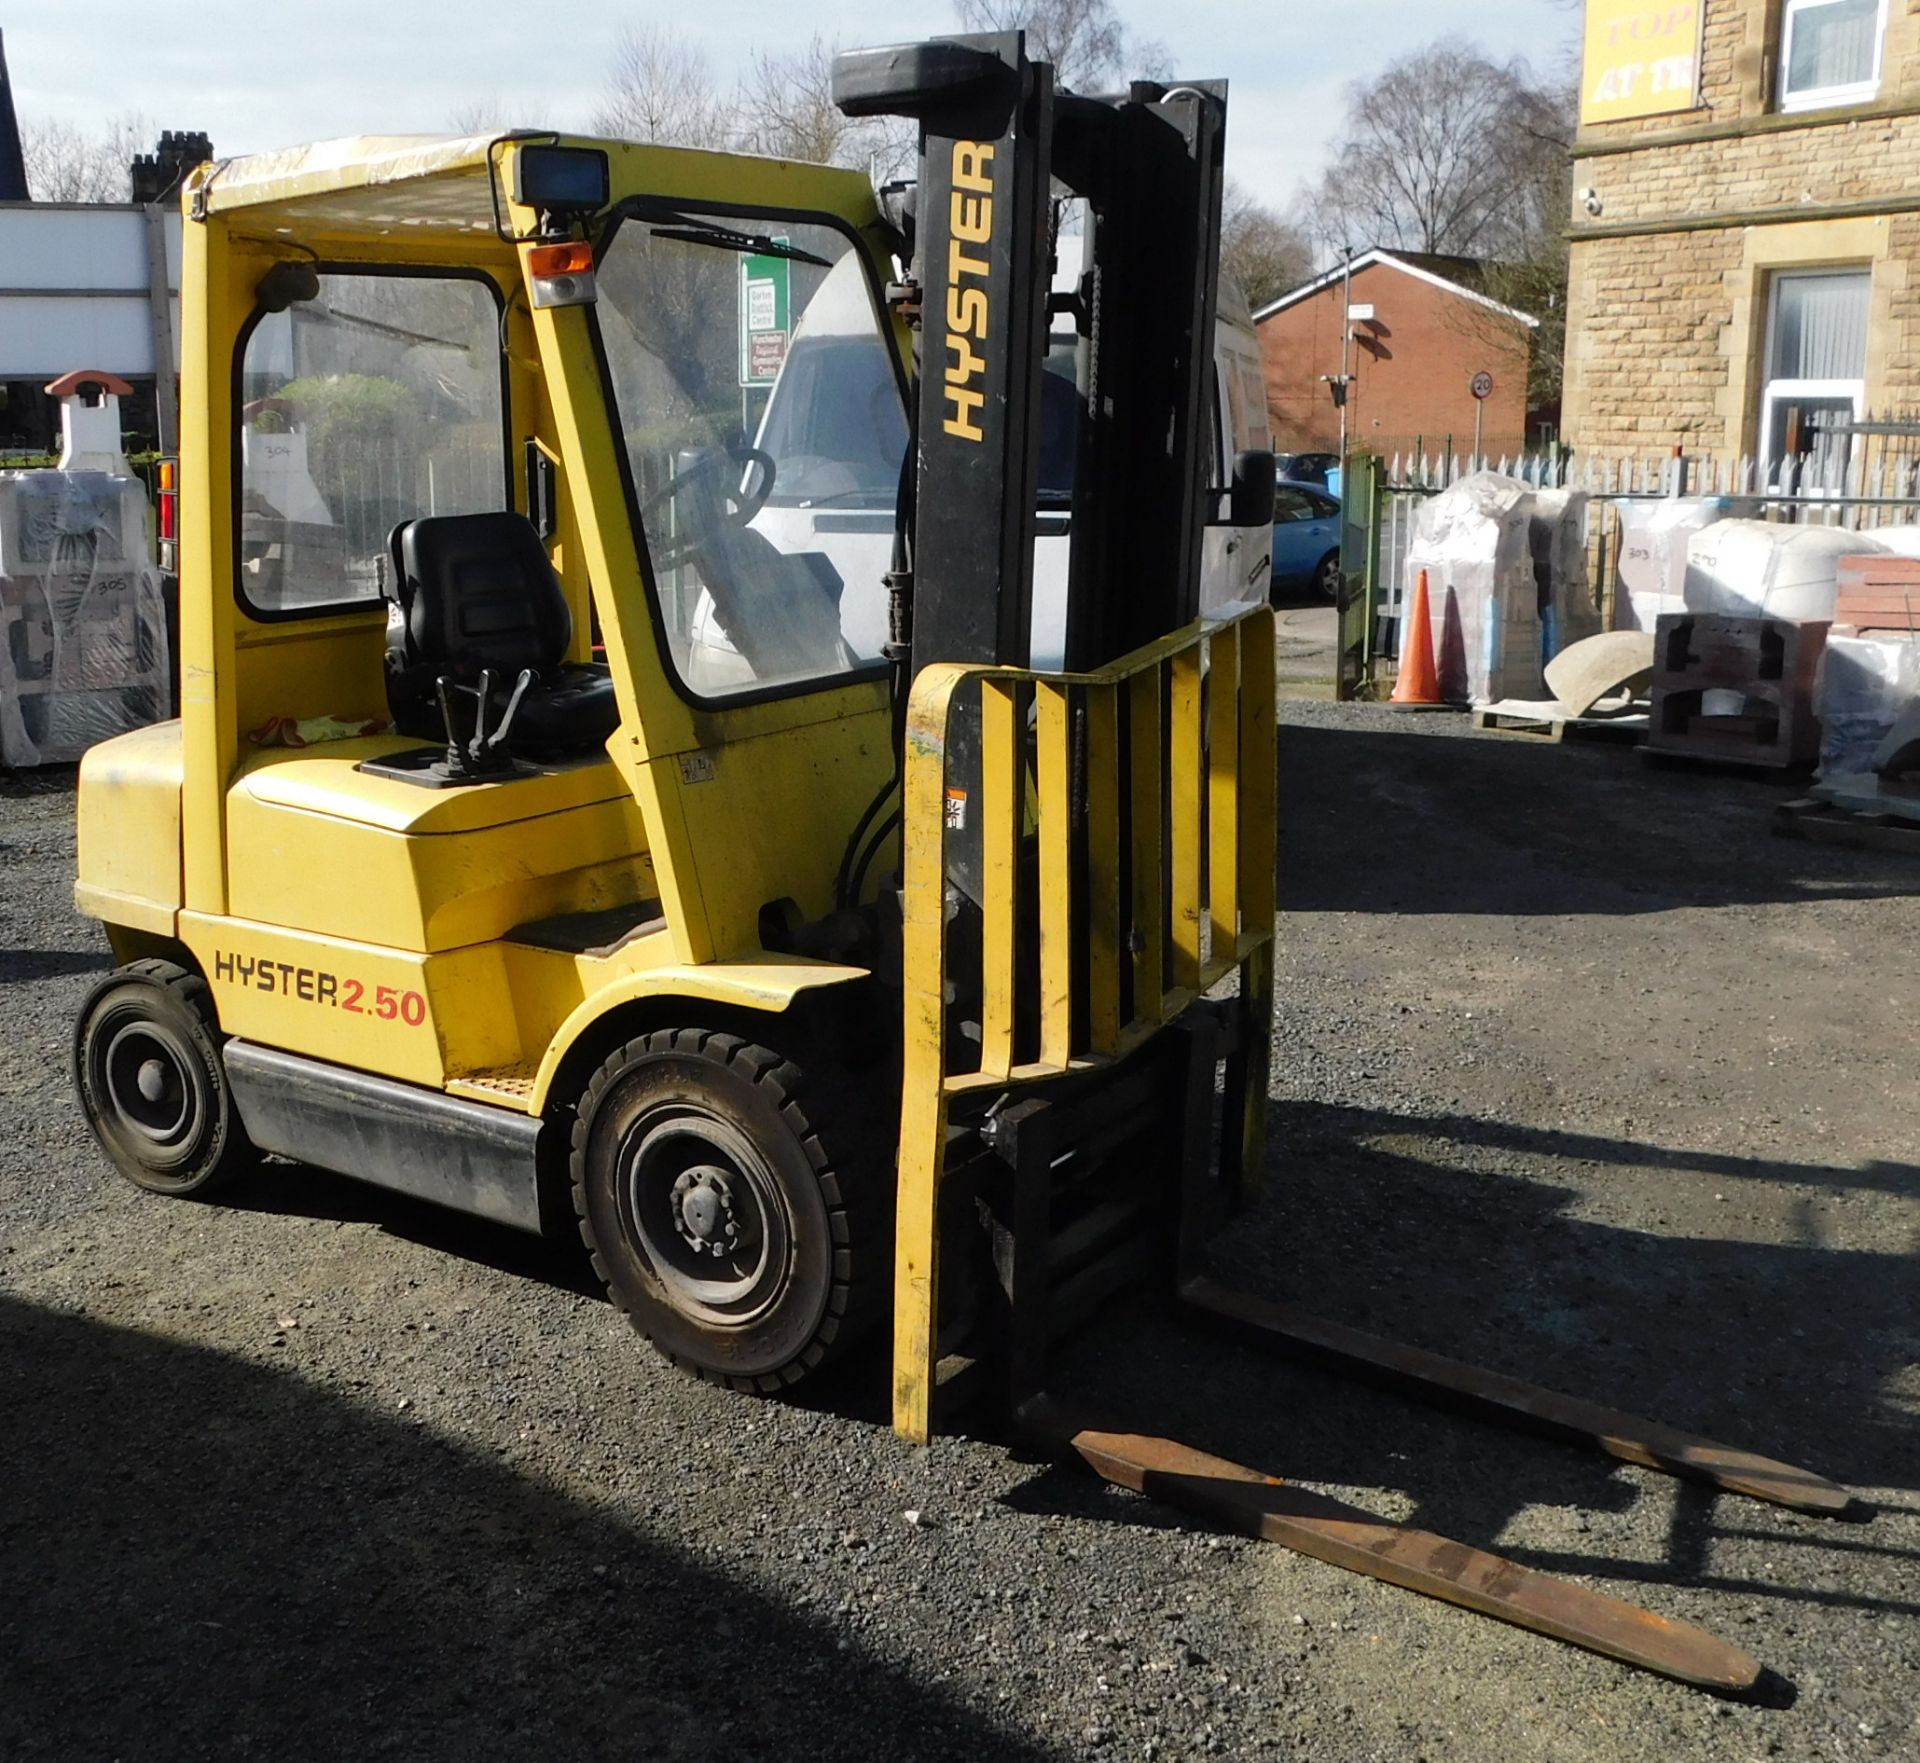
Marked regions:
[1684,520,1887,622]
[1818,631,1920,778]
[1862,525,1920,559]
[0,469,171,768]
[1404,473,1597,704]
[1611,498,1745,632]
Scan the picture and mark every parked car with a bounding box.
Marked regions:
[1275,450,1340,487]
[1270,484,1342,601]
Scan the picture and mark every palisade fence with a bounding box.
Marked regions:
[1346,413,1920,694]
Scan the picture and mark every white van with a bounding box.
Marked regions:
[683,238,1272,687]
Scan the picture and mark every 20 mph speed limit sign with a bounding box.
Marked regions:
[1469,371,1495,401]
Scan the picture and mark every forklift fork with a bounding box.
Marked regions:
[970,1001,1846,1692]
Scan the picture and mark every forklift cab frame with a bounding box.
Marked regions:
[77,111,1276,1397]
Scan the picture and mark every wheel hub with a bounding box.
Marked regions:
[671,1165,742,1255]
[618,1110,790,1325]
[99,1020,198,1150]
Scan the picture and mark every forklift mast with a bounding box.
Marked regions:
[833,31,1228,675]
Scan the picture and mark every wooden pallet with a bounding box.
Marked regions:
[1472,702,1649,745]
[1773,796,1920,854]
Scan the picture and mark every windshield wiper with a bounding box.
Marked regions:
[609,199,831,268]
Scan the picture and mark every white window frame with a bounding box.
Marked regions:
[1757,268,1870,488]
[1778,0,1887,113]
[1758,382,1864,487]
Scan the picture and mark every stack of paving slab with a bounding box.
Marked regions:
[0,469,170,768]
[1403,473,1600,705]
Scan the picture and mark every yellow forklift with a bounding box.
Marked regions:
[71,32,1849,1692]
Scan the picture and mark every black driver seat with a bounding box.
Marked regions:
[385,512,618,760]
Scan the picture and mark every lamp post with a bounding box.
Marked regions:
[1338,245,1354,464]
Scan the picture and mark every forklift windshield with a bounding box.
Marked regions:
[595,213,904,700]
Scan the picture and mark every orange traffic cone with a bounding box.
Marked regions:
[1391,569,1444,707]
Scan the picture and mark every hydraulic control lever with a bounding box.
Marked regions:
[433,668,536,779]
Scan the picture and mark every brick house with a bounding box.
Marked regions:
[1253,251,1539,462]
[1563,0,1920,474]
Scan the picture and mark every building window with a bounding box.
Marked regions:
[1779,0,1886,112]
[1758,268,1870,485]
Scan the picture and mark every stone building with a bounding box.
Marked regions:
[1254,251,1538,462]
[1563,0,1920,474]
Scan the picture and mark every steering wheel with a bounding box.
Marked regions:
[640,445,777,533]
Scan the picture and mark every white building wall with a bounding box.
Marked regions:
[0,203,181,377]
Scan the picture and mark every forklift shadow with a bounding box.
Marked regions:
[0,1291,1056,1763]
[1275,712,1920,917]
[1238,1095,1920,1499]
[0,947,112,982]
[1017,1093,1920,1629]
[224,1154,606,1302]
[220,1154,905,1428]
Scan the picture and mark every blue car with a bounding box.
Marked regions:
[1269,484,1342,601]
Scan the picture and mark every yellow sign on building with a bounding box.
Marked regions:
[1581,0,1703,125]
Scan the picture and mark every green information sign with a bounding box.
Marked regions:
[739,248,792,387]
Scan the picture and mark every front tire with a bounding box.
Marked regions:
[1313,551,1342,602]
[570,1029,886,1393]
[73,958,253,1197]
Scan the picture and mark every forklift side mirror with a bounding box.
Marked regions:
[255,262,321,314]
[1223,449,1276,529]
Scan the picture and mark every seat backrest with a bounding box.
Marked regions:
[391,512,571,678]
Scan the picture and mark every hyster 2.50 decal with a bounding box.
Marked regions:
[212,950,427,1026]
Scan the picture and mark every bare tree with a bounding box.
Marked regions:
[592,24,736,150]
[1307,39,1566,260]
[950,0,1168,92]
[734,34,914,179]
[1220,179,1312,311]
[444,92,549,135]
[1306,39,1575,417]
[20,112,152,202]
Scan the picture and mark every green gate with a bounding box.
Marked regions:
[1336,451,1382,700]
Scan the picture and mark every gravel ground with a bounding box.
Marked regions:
[3,705,1917,1763]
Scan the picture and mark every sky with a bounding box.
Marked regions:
[2,1,1578,213]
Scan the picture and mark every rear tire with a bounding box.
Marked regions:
[570,1029,887,1393]
[1313,551,1342,601]
[73,958,253,1197]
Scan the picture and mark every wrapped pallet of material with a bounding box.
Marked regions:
[0,469,171,769]
[1817,631,1920,778]
[1683,520,1887,621]
[1611,498,1747,632]
[1529,486,1601,658]
[1404,474,1599,705]
[1404,473,1538,704]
